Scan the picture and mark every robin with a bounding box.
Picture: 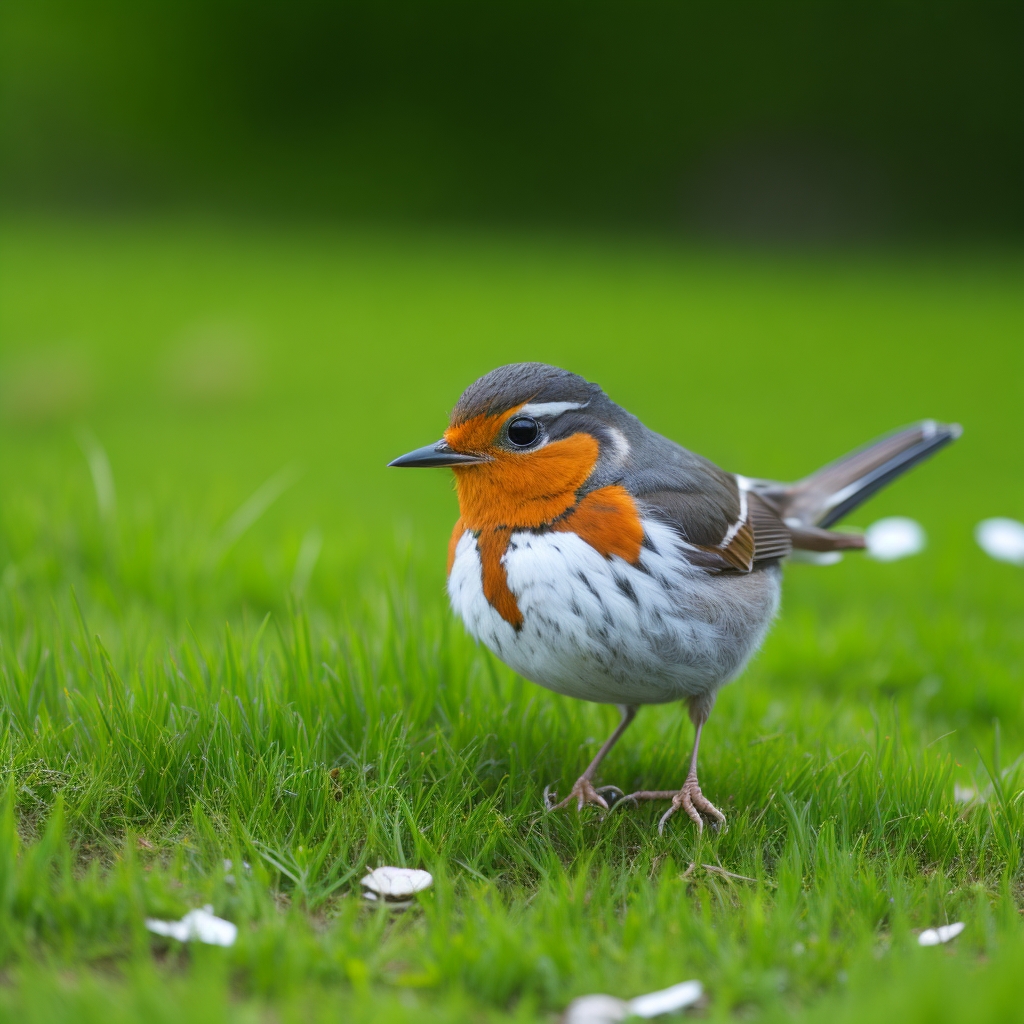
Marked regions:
[389,363,960,832]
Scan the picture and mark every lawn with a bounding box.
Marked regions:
[0,220,1022,1022]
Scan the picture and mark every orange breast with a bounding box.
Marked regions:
[443,412,643,628]
[447,518,465,575]
[552,485,643,564]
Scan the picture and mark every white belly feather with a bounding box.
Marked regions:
[447,517,781,705]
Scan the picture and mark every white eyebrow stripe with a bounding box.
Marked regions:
[517,401,588,418]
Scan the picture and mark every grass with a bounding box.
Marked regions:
[0,219,1022,1022]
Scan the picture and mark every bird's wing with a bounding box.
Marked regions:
[632,465,792,573]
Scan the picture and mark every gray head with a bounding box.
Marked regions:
[450,362,602,424]
[389,362,637,482]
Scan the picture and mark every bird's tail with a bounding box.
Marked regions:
[751,420,962,552]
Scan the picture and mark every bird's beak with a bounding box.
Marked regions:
[387,439,491,468]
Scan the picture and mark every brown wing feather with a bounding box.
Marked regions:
[698,518,754,571]
[748,491,793,561]
[641,483,792,573]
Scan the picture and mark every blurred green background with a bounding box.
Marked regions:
[1,0,1021,237]
[2,223,1022,750]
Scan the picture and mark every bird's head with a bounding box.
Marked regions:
[389,363,633,530]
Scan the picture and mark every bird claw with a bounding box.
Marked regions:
[544,779,624,813]
[595,784,625,806]
[611,782,726,833]
[657,776,727,835]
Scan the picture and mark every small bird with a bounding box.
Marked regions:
[390,363,960,832]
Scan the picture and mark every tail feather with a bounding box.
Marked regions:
[772,420,962,530]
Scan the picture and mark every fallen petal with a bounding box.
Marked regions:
[975,518,1024,566]
[360,866,433,900]
[918,921,965,946]
[789,550,844,566]
[145,905,237,947]
[144,918,189,942]
[628,980,703,1017]
[865,517,926,561]
[562,980,704,1023]
[562,994,629,1024]
[953,784,978,805]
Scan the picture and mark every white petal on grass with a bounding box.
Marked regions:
[76,428,117,522]
[865,517,926,561]
[212,463,303,559]
[954,784,978,805]
[628,980,703,1017]
[562,981,703,1023]
[562,994,630,1023]
[918,921,965,946]
[145,905,237,946]
[361,866,433,901]
[975,518,1024,566]
[291,527,323,597]
[789,550,844,566]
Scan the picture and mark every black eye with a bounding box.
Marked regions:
[506,416,540,448]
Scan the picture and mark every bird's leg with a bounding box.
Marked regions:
[545,705,637,812]
[619,701,726,834]
[656,713,726,834]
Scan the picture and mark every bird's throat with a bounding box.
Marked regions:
[449,431,599,532]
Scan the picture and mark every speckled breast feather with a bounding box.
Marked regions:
[447,517,781,706]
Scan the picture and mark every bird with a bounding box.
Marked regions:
[389,363,961,832]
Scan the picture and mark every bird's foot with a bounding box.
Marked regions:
[544,778,625,813]
[658,774,726,834]
[617,777,726,834]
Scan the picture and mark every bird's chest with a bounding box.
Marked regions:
[447,518,777,704]
[447,525,644,700]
